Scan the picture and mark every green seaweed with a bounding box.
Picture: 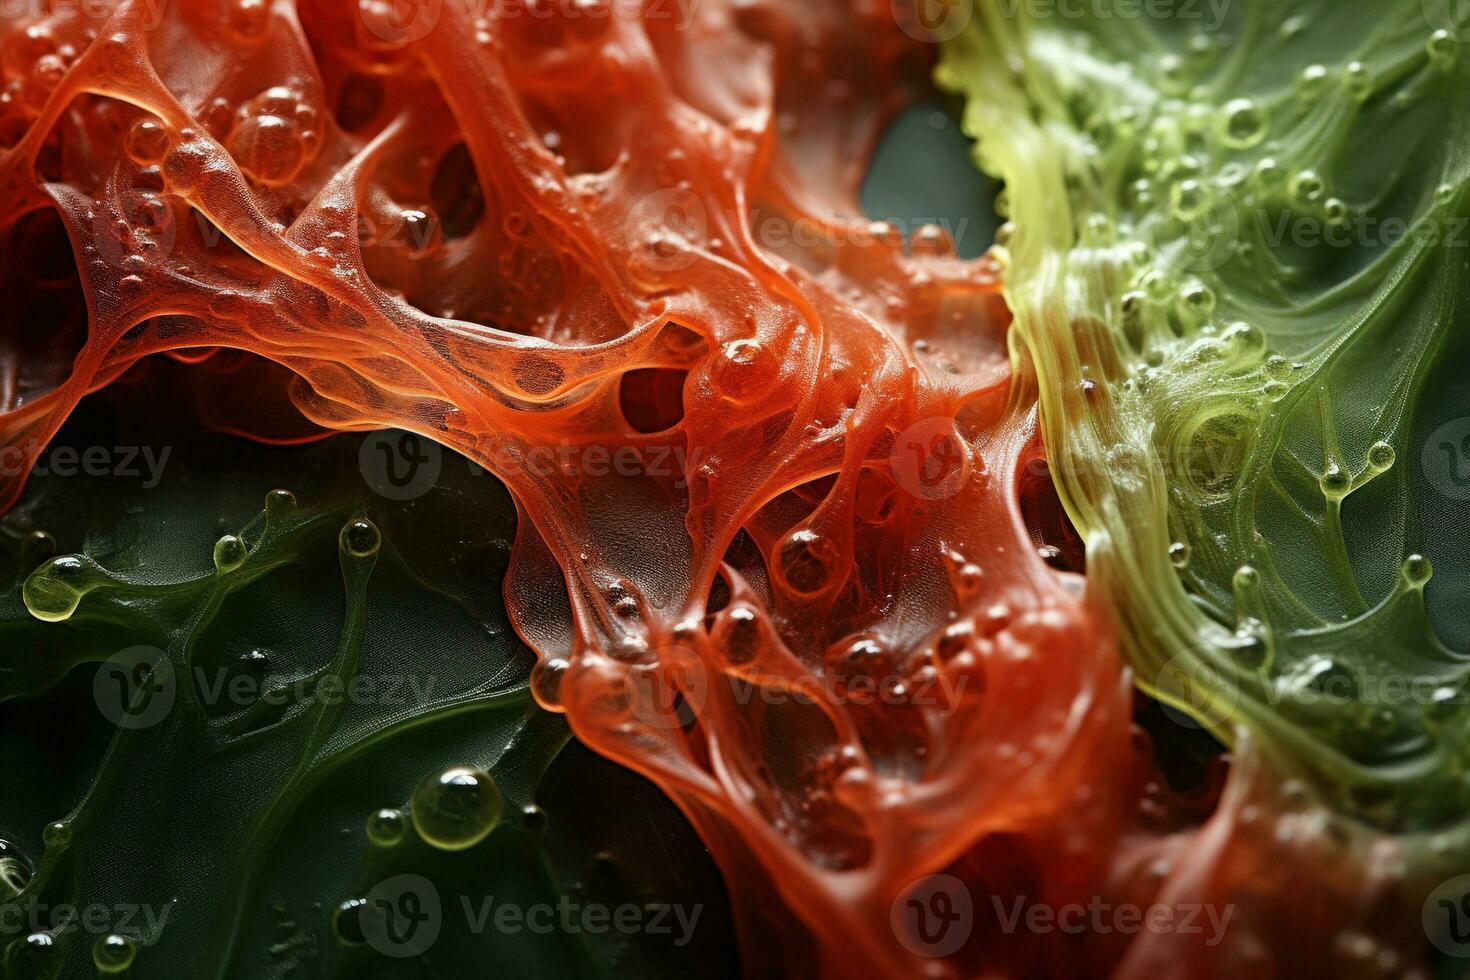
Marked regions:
[940,0,1470,848]
[0,363,735,978]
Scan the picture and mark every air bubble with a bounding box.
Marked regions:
[340,519,381,558]
[366,807,407,846]
[93,934,136,973]
[411,766,504,851]
[213,534,246,572]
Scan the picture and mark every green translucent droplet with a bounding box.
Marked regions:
[1344,61,1371,100]
[340,519,381,558]
[1320,463,1351,498]
[366,808,406,846]
[1323,198,1349,227]
[1296,64,1328,97]
[23,555,100,623]
[1264,354,1293,380]
[41,822,70,850]
[1233,565,1259,591]
[213,534,246,572]
[1435,182,1457,205]
[1168,541,1190,568]
[93,934,136,973]
[1428,29,1458,67]
[1403,554,1433,587]
[411,766,503,851]
[1367,441,1395,470]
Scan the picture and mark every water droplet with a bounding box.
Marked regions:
[521,804,548,832]
[1296,64,1328,97]
[1428,29,1458,66]
[230,114,304,186]
[1402,554,1432,587]
[1253,157,1284,190]
[266,488,297,513]
[213,534,246,572]
[125,117,169,165]
[366,807,406,846]
[1176,283,1216,323]
[1367,441,1395,470]
[1323,198,1348,227]
[1233,565,1259,591]
[1291,170,1326,206]
[333,898,367,945]
[1435,182,1457,205]
[6,933,57,975]
[411,766,503,851]
[778,528,834,596]
[1169,541,1191,568]
[93,934,136,973]
[41,821,70,849]
[530,657,569,710]
[1220,98,1266,148]
[0,841,31,898]
[1344,61,1371,100]
[340,519,380,558]
[23,555,102,623]
[1264,354,1292,380]
[239,649,270,672]
[1170,178,1209,220]
[1320,463,1350,498]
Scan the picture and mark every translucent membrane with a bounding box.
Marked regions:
[0,0,1441,975]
